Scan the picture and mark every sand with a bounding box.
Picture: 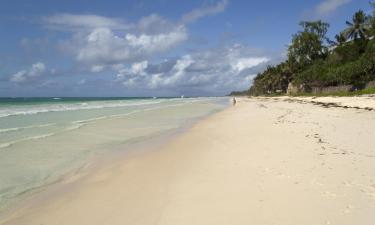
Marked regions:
[1,96,375,225]
[279,95,375,110]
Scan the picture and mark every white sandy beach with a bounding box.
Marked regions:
[1,96,375,225]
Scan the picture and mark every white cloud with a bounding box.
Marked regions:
[43,6,229,75]
[181,0,228,24]
[73,25,187,66]
[125,25,187,52]
[114,44,271,95]
[90,65,106,73]
[231,57,269,72]
[116,61,149,81]
[130,61,148,75]
[55,14,188,70]
[156,55,194,87]
[10,62,47,83]
[42,13,132,31]
[315,0,351,17]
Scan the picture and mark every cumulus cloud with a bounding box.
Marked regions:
[42,3,229,74]
[314,0,351,17]
[116,60,149,81]
[72,25,187,66]
[129,61,149,75]
[181,0,228,24]
[90,65,106,73]
[114,44,270,95]
[53,14,188,70]
[26,3,266,96]
[42,13,132,31]
[231,57,269,72]
[10,62,48,83]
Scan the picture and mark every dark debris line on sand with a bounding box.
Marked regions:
[282,98,374,111]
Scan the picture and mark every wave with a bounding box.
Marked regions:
[0,123,56,134]
[67,102,201,127]
[71,116,108,125]
[0,127,20,133]
[0,98,217,119]
[0,98,217,139]
[0,101,205,149]
[0,143,12,149]
[29,133,55,140]
[0,133,55,149]
[0,100,163,118]
[64,124,84,131]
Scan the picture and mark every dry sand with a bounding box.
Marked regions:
[280,95,375,110]
[1,97,375,225]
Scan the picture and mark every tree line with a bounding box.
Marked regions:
[248,2,375,96]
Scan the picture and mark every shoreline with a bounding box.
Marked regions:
[0,100,228,219]
[1,97,375,225]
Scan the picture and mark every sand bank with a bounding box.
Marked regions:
[1,97,375,225]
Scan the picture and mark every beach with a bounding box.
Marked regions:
[1,96,375,225]
[0,97,228,211]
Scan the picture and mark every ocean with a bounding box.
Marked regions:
[0,97,228,210]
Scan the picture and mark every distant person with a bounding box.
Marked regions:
[232,97,237,106]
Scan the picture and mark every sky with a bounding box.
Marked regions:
[0,0,371,97]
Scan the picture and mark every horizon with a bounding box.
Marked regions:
[0,0,371,97]
[0,96,223,99]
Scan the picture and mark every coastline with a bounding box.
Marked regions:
[1,97,375,225]
[0,98,228,215]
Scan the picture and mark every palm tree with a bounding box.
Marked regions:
[335,33,347,45]
[369,1,375,36]
[327,32,347,46]
[344,10,369,40]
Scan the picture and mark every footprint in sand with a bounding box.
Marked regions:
[343,205,355,214]
[258,104,268,108]
[276,173,292,180]
[310,179,324,186]
[323,191,337,198]
[366,192,375,200]
[342,181,354,187]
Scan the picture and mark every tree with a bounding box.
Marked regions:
[299,21,330,41]
[335,33,347,45]
[344,10,369,40]
[327,32,347,46]
[288,20,330,68]
[247,4,375,96]
[369,1,375,37]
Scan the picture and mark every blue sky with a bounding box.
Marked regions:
[0,0,371,97]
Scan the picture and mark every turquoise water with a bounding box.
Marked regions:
[0,97,228,210]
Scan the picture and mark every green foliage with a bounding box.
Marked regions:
[294,60,329,86]
[344,10,370,40]
[299,21,330,40]
[327,32,348,46]
[229,90,249,96]
[249,62,292,95]
[246,3,375,96]
[288,21,329,67]
[295,40,375,88]
[331,41,363,63]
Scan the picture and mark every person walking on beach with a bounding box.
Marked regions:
[232,97,237,106]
